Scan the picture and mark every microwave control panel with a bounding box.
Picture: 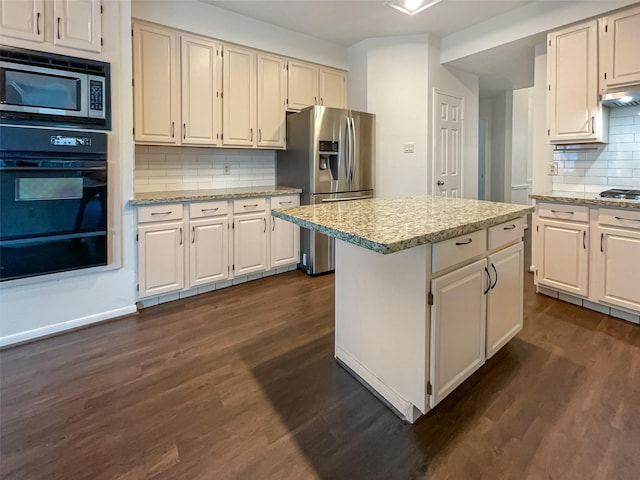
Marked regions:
[89,80,103,111]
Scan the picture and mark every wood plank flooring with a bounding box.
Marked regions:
[1,270,639,480]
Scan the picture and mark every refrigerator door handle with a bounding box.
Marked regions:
[350,116,357,184]
[345,116,352,184]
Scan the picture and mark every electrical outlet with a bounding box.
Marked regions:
[547,162,558,175]
[403,143,415,154]
[223,163,231,175]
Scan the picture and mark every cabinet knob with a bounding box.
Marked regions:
[437,180,444,186]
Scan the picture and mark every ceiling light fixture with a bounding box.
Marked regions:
[385,0,443,16]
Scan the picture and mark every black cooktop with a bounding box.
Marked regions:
[600,189,640,199]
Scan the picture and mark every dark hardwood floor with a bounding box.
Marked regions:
[1,270,639,480]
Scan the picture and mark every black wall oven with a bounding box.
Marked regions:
[0,126,108,282]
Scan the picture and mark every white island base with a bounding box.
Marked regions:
[334,228,525,423]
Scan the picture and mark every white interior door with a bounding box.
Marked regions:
[433,90,464,197]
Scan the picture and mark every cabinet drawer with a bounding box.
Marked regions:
[432,229,487,273]
[138,204,183,223]
[537,203,589,222]
[233,197,266,213]
[271,195,299,209]
[599,208,640,229]
[488,216,526,250]
[189,201,228,218]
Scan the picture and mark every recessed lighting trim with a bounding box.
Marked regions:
[385,0,443,16]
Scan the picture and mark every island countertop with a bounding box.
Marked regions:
[272,195,534,254]
[129,185,301,206]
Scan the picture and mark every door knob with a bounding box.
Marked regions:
[437,180,445,186]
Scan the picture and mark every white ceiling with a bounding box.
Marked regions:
[202,0,533,47]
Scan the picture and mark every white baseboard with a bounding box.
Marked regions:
[0,305,138,348]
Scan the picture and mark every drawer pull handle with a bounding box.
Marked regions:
[279,201,292,206]
[244,204,259,208]
[455,239,473,246]
[151,211,172,216]
[551,210,574,215]
[503,224,516,230]
[614,216,640,222]
[484,267,491,295]
[201,208,219,213]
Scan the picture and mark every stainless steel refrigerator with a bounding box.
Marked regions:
[277,106,375,275]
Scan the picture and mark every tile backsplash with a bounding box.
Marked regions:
[552,104,640,193]
[134,146,276,193]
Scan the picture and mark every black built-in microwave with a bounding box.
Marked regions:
[0,46,110,130]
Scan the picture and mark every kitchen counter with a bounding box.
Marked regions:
[274,194,531,423]
[530,191,640,209]
[129,185,301,205]
[272,195,533,254]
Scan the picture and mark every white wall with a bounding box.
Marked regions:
[131,0,348,69]
[0,1,137,346]
[511,87,534,205]
[531,46,554,195]
[347,35,479,199]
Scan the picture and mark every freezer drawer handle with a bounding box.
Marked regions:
[321,196,373,202]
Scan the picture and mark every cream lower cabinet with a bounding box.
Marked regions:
[233,198,268,276]
[270,195,300,268]
[486,242,524,359]
[188,201,229,287]
[536,204,589,297]
[430,258,487,407]
[595,208,640,312]
[137,204,185,298]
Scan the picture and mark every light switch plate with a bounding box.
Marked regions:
[547,162,558,175]
[403,143,415,154]
[223,163,231,175]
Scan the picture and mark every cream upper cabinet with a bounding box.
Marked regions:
[0,0,44,42]
[222,44,256,147]
[133,22,179,144]
[319,67,346,108]
[257,53,286,148]
[547,20,607,144]
[181,35,221,145]
[0,0,101,52]
[599,4,640,93]
[53,0,101,53]
[287,60,347,111]
[287,60,318,111]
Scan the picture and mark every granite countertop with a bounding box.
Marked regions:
[272,195,534,254]
[129,186,301,205]
[529,192,640,210]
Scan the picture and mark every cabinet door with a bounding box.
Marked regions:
[486,242,524,359]
[599,5,640,92]
[133,23,179,144]
[287,60,318,111]
[270,196,300,268]
[257,53,286,148]
[429,258,487,408]
[181,35,220,145]
[538,219,589,296]
[319,67,346,108]
[0,0,44,42]
[189,217,229,287]
[596,227,640,312]
[53,0,101,53]
[222,45,256,146]
[547,21,603,143]
[138,221,184,297]
[234,213,267,276]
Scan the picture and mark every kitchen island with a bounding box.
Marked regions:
[272,195,534,422]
